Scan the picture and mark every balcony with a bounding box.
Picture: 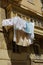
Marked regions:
[34,20,43,28]
[34,20,43,36]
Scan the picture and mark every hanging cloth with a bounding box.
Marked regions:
[2,16,34,47]
[23,22,34,39]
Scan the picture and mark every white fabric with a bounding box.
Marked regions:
[2,16,34,46]
[13,16,19,25]
[2,19,13,26]
[17,37,23,46]
[17,37,32,46]
[13,17,26,30]
[30,22,34,39]
[2,18,17,42]
[13,29,16,42]
[28,39,32,45]
[2,17,26,43]
[23,37,32,46]
[13,16,26,42]
[23,37,28,46]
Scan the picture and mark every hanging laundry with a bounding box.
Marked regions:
[12,16,19,26]
[24,22,34,34]
[13,16,26,30]
[23,37,28,46]
[23,37,33,46]
[30,22,34,39]
[28,38,32,45]
[23,22,34,39]
[2,16,34,47]
[16,37,32,46]
[17,37,23,46]
[13,16,26,42]
[12,16,19,42]
[22,21,34,46]
[2,18,17,42]
[2,19,13,26]
[13,29,16,42]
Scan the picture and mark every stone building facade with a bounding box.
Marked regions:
[0,0,43,65]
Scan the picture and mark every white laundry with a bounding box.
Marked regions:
[28,39,32,45]
[17,37,23,46]
[13,29,16,42]
[13,17,27,42]
[2,16,34,46]
[2,18,17,42]
[23,37,32,46]
[31,33,34,40]
[13,16,26,30]
[13,16,26,42]
[18,18,26,30]
[23,37,28,46]
[30,22,34,39]
[12,16,19,25]
[17,37,32,46]
[2,19,13,26]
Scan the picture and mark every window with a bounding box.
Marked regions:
[33,44,41,56]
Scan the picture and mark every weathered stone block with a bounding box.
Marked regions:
[0,49,12,60]
[0,60,11,65]
[0,33,7,49]
[0,7,6,28]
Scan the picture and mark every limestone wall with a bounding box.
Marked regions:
[21,0,42,15]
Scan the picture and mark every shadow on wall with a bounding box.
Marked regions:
[2,25,42,65]
[2,27,13,65]
[2,26,32,65]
